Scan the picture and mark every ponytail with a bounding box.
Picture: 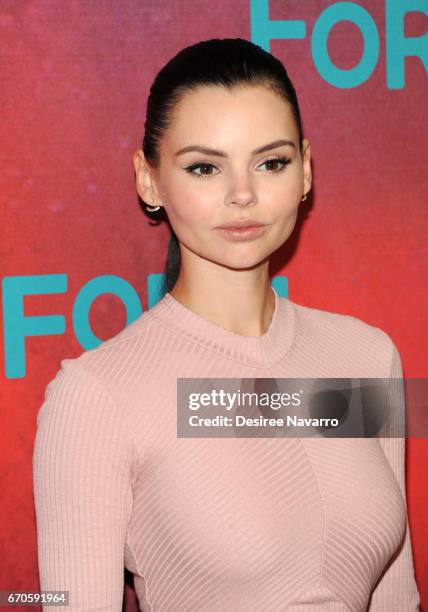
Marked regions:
[165,230,181,292]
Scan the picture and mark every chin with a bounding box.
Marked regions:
[216,254,271,271]
[191,242,272,270]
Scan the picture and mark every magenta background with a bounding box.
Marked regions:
[0,1,427,609]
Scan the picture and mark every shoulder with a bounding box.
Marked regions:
[43,303,164,409]
[284,297,397,376]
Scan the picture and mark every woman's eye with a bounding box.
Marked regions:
[184,163,218,178]
[259,157,291,172]
[184,156,291,178]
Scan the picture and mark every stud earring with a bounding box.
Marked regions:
[301,193,307,202]
[146,194,161,213]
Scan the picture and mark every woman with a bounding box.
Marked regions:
[33,38,420,611]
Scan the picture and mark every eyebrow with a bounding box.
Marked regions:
[174,139,296,158]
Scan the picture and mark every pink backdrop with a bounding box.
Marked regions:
[1,1,427,609]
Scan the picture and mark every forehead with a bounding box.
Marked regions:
[164,85,298,150]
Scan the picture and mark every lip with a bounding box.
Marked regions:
[214,225,267,241]
[215,219,266,229]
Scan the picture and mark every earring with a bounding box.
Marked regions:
[301,193,307,202]
[146,194,161,213]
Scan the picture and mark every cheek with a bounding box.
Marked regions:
[165,180,217,226]
[276,167,303,199]
[268,184,302,218]
[163,192,215,231]
[257,163,303,205]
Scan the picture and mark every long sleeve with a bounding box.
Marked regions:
[368,342,421,610]
[32,359,135,611]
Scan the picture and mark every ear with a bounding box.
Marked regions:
[133,149,163,207]
[301,138,312,197]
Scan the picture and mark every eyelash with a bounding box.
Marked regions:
[184,156,292,179]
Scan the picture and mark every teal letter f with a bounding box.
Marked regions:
[250,0,306,51]
[2,274,67,379]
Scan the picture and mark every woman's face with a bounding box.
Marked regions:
[135,84,311,271]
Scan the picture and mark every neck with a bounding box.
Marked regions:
[169,261,275,337]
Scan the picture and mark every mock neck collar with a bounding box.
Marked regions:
[150,286,296,368]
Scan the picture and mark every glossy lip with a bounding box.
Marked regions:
[214,225,267,241]
[215,218,266,229]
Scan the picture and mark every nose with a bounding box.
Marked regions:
[225,171,257,208]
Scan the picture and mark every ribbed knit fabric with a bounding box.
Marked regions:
[32,287,421,611]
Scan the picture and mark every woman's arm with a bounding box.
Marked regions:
[32,359,135,611]
[368,342,421,611]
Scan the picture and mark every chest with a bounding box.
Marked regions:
[129,437,406,588]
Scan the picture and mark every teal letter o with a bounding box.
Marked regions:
[312,2,380,88]
[73,275,142,349]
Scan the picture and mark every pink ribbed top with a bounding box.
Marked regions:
[32,287,421,611]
